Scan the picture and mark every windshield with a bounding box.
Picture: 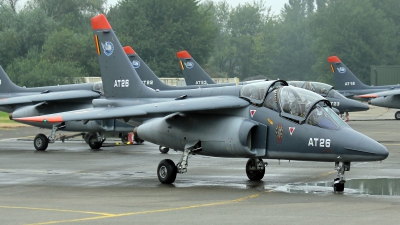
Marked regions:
[93,81,104,95]
[240,80,287,104]
[327,89,346,99]
[279,86,324,118]
[306,104,350,130]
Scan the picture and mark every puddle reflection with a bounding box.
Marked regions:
[274,178,400,196]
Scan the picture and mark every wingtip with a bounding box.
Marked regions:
[176,50,192,59]
[91,14,112,30]
[123,46,136,55]
[13,116,63,123]
[327,56,341,63]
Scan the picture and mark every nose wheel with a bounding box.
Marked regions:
[333,162,350,193]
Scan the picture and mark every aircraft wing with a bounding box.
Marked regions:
[0,90,101,106]
[355,89,400,99]
[13,96,250,123]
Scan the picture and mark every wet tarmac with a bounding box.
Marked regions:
[0,106,400,224]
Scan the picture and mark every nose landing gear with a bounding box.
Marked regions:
[333,161,350,193]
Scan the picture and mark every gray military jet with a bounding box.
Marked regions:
[176,51,369,121]
[13,14,388,192]
[328,56,400,119]
[0,66,134,150]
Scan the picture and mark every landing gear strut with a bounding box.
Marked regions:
[246,158,266,181]
[333,161,350,193]
[157,142,202,184]
[340,112,349,122]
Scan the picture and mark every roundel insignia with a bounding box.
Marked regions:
[337,66,346,74]
[184,61,194,69]
[101,41,114,56]
[132,60,140,68]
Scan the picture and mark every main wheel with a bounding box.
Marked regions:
[88,133,102,149]
[159,145,169,154]
[395,111,400,120]
[333,178,345,192]
[121,133,129,143]
[246,159,265,181]
[157,159,177,184]
[34,134,49,151]
[84,133,93,144]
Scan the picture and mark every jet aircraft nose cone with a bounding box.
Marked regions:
[355,101,369,111]
[358,136,389,161]
[340,128,388,161]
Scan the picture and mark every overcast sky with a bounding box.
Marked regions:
[106,0,289,15]
[17,0,288,15]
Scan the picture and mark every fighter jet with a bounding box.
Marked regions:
[13,14,388,192]
[328,56,400,119]
[176,51,369,121]
[0,66,135,150]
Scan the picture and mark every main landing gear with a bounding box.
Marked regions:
[395,111,400,120]
[340,112,349,122]
[245,158,267,181]
[86,132,105,149]
[156,143,268,184]
[159,146,169,154]
[157,143,201,184]
[33,123,105,151]
[333,161,350,193]
[34,123,66,151]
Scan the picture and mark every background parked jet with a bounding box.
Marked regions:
[0,66,134,150]
[328,56,400,119]
[13,14,388,192]
[177,51,369,121]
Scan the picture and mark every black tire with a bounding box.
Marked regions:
[134,134,144,144]
[159,145,170,154]
[157,159,177,184]
[121,133,129,143]
[395,111,400,120]
[246,159,265,181]
[34,134,49,151]
[333,178,345,192]
[84,133,92,144]
[88,133,102,149]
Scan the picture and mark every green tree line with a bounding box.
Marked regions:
[0,0,399,87]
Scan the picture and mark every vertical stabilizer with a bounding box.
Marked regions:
[176,51,215,85]
[91,14,153,98]
[0,66,26,93]
[123,46,172,90]
[327,56,370,90]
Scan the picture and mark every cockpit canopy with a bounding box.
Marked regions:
[92,81,104,95]
[288,81,345,99]
[241,80,347,130]
[240,80,287,105]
